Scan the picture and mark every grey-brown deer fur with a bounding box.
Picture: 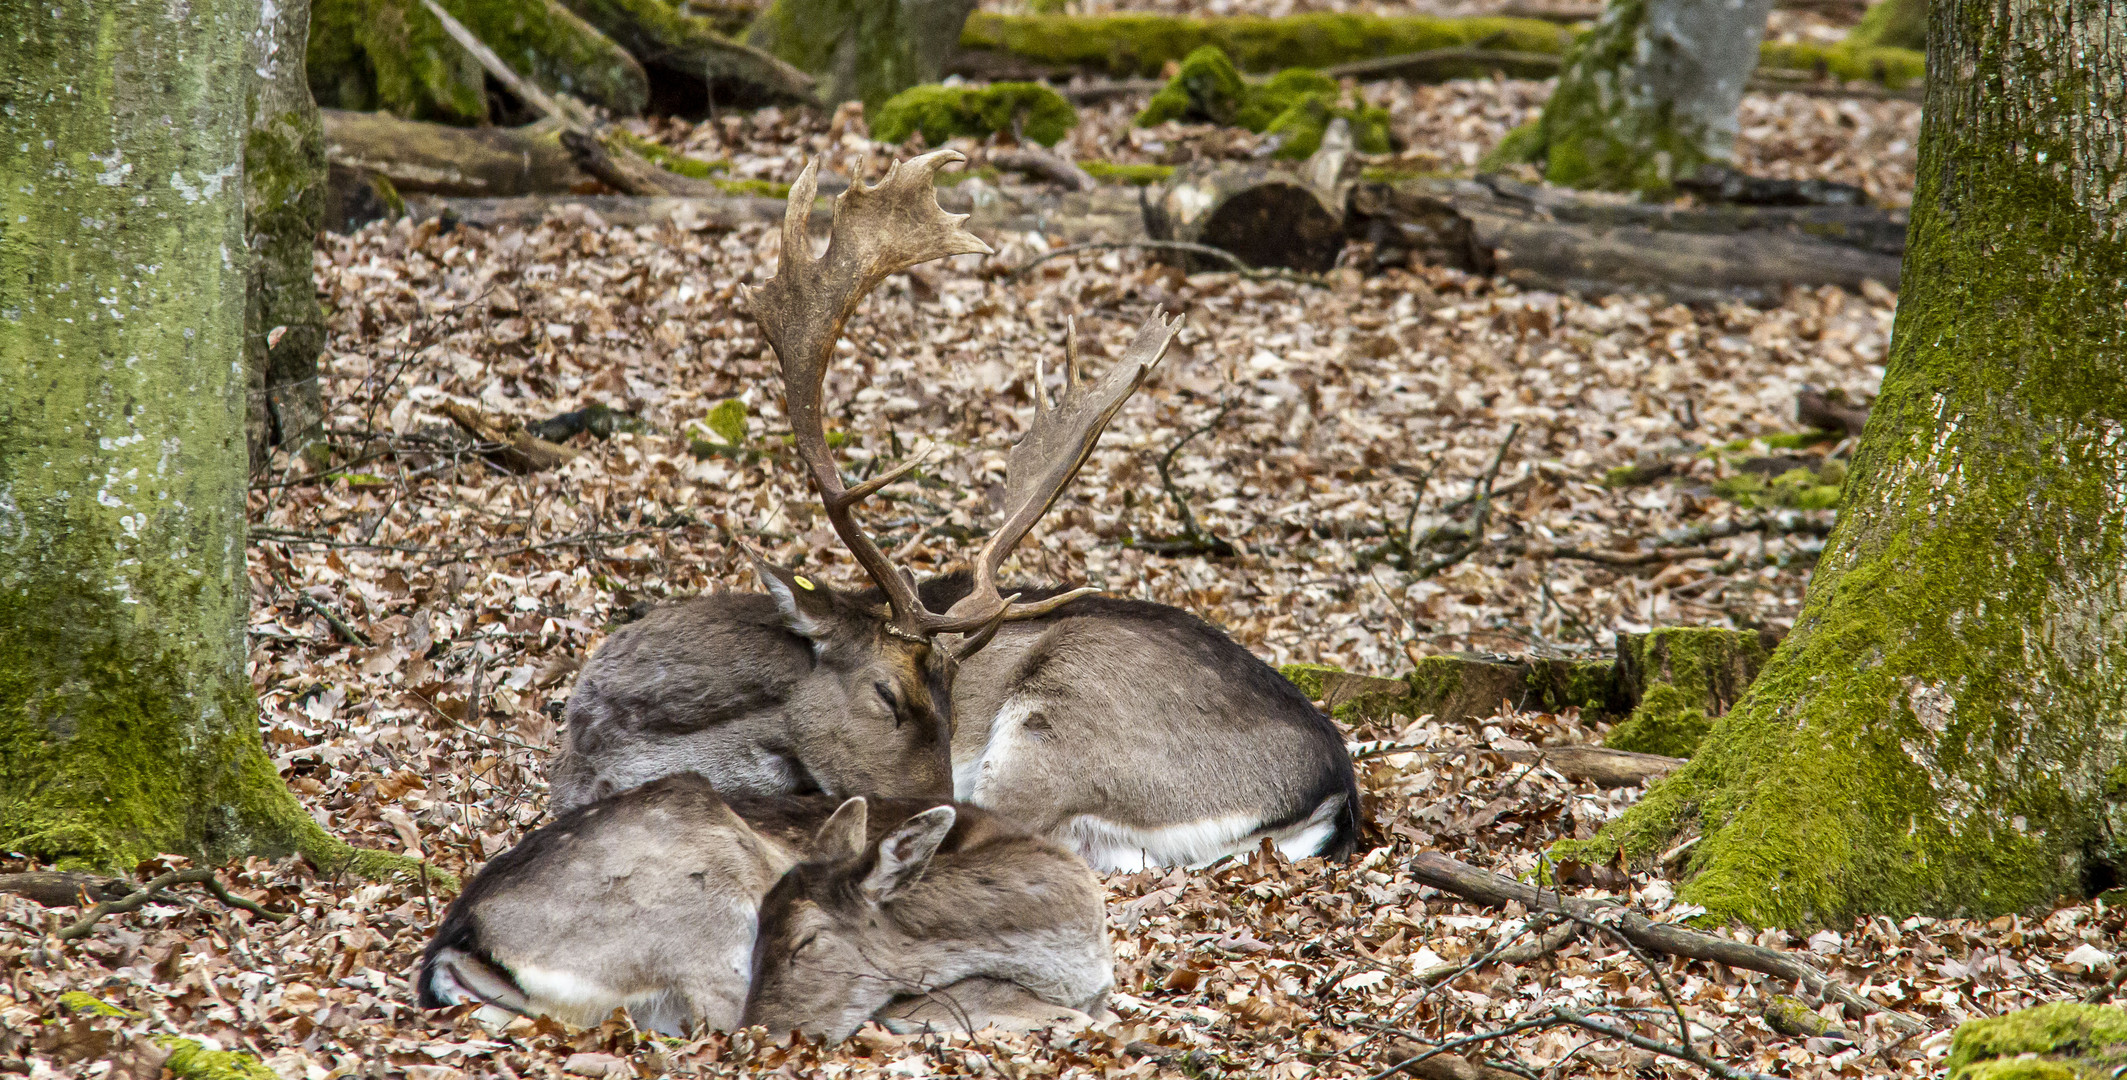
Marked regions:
[419,775,1111,1037]
[549,571,1359,870]
[547,560,954,811]
[743,794,1112,1041]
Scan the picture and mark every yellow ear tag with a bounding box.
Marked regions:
[793,575,816,591]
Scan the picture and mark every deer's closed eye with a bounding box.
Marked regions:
[874,681,903,727]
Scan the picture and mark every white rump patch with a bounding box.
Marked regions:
[955,698,1038,801]
[1060,794,1345,871]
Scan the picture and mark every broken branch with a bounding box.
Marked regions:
[1405,851,1929,1034]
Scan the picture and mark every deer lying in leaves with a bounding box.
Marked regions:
[547,149,1358,869]
[418,776,1111,1037]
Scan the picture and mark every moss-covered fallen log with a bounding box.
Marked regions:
[558,0,816,107]
[952,11,1923,88]
[310,0,650,123]
[322,109,594,196]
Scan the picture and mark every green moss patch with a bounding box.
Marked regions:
[872,82,1078,147]
[962,12,1571,78]
[163,1038,280,1080]
[309,0,649,123]
[610,130,729,179]
[958,12,1921,88]
[1079,161,1175,185]
[1604,628,1772,758]
[1711,461,1846,510]
[1136,46,1389,160]
[1948,1004,2127,1080]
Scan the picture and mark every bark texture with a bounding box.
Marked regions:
[1523,0,1777,191]
[0,0,410,877]
[746,0,977,106]
[1560,0,2127,925]
[246,0,330,469]
[308,0,649,123]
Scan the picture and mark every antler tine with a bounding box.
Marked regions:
[742,152,994,632]
[1063,317,1081,390]
[934,308,1184,634]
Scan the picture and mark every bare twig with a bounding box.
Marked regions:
[53,868,287,941]
[1406,851,1929,1034]
[1132,401,1239,558]
[293,590,371,648]
[1409,425,1520,578]
[1012,240,1329,286]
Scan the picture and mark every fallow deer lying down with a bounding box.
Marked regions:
[416,774,1111,1038]
[546,149,1359,869]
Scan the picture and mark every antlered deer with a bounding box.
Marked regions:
[418,776,1110,1037]
[548,149,1359,869]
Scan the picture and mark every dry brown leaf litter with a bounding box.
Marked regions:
[0,77,2075,1080]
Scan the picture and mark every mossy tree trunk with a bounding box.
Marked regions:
[746,0,977,107]
[1516,0,1776,192]
[0,0,414,878]
[309,0,650,124]
[1563,0,2127,926]
[1845,0,1925,50]
[246,0,330,471]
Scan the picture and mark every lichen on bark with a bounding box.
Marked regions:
[308,0,649,123]
[747,0,977,107]
[1556,0,2127,926]
[0,0,424,883]
[246,0,330,470]
[1520,0,1776,192]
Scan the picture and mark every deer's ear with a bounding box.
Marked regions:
[814,797,868,861]
[751,556,838,640]
[860,806,955,905]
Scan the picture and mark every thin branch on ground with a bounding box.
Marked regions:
[1010,240,1330,287]
[1409,424,1521,579]
[1132,401,1239,557]
[289,586,372,647]
[1406,851,1930,1034]
[54,868,287,942]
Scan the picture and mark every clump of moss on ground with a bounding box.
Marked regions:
[1946,1003,2127,1080]
[1079,161,1174,185]
[1136,46,1389,160]
[872,82,1078,147]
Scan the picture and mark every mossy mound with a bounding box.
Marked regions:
[1842,0,1925,52]
[1079,161,1175,185]
[1136,46,1389,160]
[1947,1004,2127,1080]
[1604,628,1773,758]
[310,0,649,123]
[1711,461,1846,510]
[872,82,1078,147]
[960,12,1921,88]
[747,0,974,107]
[962,12,1571,78]
[1759,39,1925,88]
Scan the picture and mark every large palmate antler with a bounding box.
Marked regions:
[742,151,1180,645]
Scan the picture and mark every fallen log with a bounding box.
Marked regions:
[439,402,583,473]
[0,871,135,907]
[402,191,795,229]
[1345,177,1904,300]
[1144,162,1345,272]
[1406,851,1929,1034]
[322,110,593,197]
[558,0,817,108]
[1351,741,1684,788]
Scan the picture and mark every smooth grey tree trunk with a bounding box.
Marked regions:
[247,0,331,470]
[746,0,976,107]
[0,0,412,879]
[1521,0,1775,191]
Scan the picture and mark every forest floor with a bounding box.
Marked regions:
[6,58,2115,1080]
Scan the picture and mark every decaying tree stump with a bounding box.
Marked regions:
[1144,162,1345,272]
[1603,628,1779,757]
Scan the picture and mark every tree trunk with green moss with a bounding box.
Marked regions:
[1562,0,2127,926]
[1515,0,1776,192]
[1845,0,1925,51]
[0,0,413,879]
[246,0,330,470]
[746,0,976,107]
[309,0,649,123]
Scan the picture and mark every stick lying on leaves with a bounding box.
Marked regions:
[1406,851,1928,1034]
[1349,741,1686,788]
[0,867,291,941]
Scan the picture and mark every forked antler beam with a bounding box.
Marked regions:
[743,151,1179,642]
